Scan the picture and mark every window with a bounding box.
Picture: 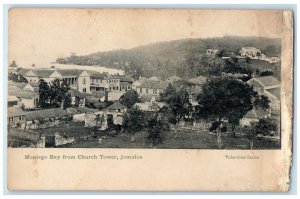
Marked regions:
[83,88,86,93]
[146,88,149,94]
[19,116,22,121]
[116,86,119,90]
[140,88,142,93]
[153,89,157,94]
[83,78,86,85]
[122,86,124,90]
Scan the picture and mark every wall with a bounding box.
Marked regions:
[21,98,37,109]
[73,113,85,122]
[78,76,91,93]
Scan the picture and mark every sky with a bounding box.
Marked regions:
[8,9,283,67]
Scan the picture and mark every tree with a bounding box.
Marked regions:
[47,79,71,109]
[38,79,50,108]
[122,106,145,142]
[8,73,28,83]
[196,76,257,148]
[160,85,192,138]
[254,95,270,111]
[248,118,278,149]
[145,113,169,148]
[119,90,140,108]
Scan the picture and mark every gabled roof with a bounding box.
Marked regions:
[8,95,20,102]
[266,87,280,100]
[26,108,72,120]
[137,80,167,90]
[252,76,280,87]
[8,106,25,117]
[58,69,88,77]
[107,102,127,110]
[244,107,269,119]
[35,70,56,78]
[8,82,29,89]
[69,88,86,99]
[18,68,31,76]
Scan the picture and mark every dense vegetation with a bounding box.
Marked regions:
[56,36,281,80]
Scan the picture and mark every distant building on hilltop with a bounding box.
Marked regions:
[206,49,219,55]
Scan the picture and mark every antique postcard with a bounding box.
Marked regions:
[7,8,293,191]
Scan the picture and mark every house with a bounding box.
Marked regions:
[136,80,167,96]
[119,77,133,91]
[106,102,128,126]
[18,68,91,93]
[206,49,219,55]
[90,73,109,92]
[17,91,39,109]
[241,107,271,126]
[106,102,127,113]
[240,47,262,59]
[69,88,86,107]
[247,76,280,111]
[8,96,21,107]
[188,76,207,88]
[135,96,166,112]
[100,91,124,102]
[8,85,39,109]
[8,106,26,127]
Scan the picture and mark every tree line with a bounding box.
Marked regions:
[121,76,277,149]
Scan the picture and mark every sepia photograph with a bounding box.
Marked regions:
[7,9,284,150]
[5,7,294,192]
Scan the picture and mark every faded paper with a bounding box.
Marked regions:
[7,9,293,191]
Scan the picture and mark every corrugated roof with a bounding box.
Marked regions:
[254,76,280,87]
[8,106,25,117]
[26,108,72,120]
[137,80,167,89]
[107,102,127,110]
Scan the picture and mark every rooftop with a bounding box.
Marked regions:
[26,108,72,120]
[8,106,25,117]
[8,95,20,102]
[252,76,280,87]
[244,107,269,119]
[107,102,127,110]
[137,80,167,90]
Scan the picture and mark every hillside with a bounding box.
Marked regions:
[56,36,281,79]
